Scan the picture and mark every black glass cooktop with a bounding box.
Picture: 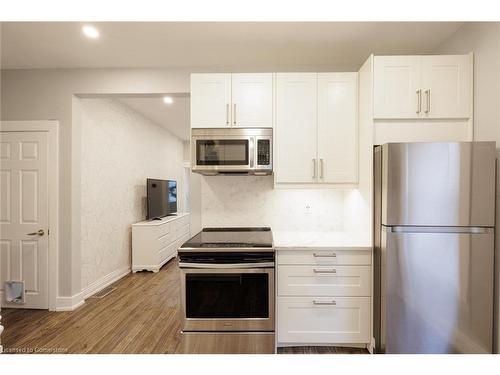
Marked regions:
[180,227,273,249]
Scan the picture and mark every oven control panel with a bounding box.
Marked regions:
[257,139,271,166]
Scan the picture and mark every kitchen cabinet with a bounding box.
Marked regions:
[318,73,358,183]
[374,55,472,119]
[275,73,318,183]
[190,73,273,128]
[190,74,232,128]
[275,72,358,185]
[276,248,372,346]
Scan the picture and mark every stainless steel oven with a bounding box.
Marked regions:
[191,128,272,175]
[179,253,275,332]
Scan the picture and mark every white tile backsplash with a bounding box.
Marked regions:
[201,176,348,232]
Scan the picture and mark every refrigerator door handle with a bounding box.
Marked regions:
[384,226,493,234]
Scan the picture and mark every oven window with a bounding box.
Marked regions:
[185,273,269,318]
[196,140,249,166]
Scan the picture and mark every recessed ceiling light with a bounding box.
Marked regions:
[163,96,173,105]
[82,25,100,39]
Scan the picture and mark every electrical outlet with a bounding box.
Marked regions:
[304,204,312,214]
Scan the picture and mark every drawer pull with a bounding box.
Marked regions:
[313,268,336,273]
[313,252,337,258]
[313,300,336,305]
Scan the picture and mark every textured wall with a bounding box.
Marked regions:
[201,176,349,232]
[80,98,185,289]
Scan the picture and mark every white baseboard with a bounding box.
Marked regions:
[80,266,131,301]
[55,266,131,311]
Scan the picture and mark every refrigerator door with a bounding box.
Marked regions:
[380,226,494,353]
[382,142,496,227]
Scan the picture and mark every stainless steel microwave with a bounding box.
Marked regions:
[191,128,273,175]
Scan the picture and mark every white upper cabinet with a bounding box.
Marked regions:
[374,55,472,120]
[275,72,359,186]
[373,56,421,119]
[190,74,232,128]
[275,73,318,184]
[231,73,273,127]
[318,73,358,184]
[421,55,472,119]
[190,73,274,128]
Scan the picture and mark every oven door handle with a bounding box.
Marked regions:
[179,262,274,269]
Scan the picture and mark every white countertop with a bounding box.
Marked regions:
[272,231,372,250]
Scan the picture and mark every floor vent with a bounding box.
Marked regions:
[89,286,116,299]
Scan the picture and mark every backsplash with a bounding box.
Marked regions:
[201,176,348,232]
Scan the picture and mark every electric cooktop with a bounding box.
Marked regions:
[179,227,273,251]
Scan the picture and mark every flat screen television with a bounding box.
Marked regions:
[146,179,177,220]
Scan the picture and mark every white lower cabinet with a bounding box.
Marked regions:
[277,248,372,346]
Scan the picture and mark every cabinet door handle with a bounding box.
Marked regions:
[226,104,230,126]
[320,158,324,179]
[233,103,236,125]
[424,89,430,114]
[416,89,422,114]
[313,300,337,305]
[313,268,336,273]
[313,252,336,257]
[312,159,316,179]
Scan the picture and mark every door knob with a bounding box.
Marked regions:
[27,229,44,236]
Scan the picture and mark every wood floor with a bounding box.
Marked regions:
[1,258,367,354]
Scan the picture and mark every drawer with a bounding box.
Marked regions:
[158,242,177,263]
[278,265,371,297]
[155,222,171,239]
[278,249,371,266]
[177,223,190,238]
[157,231,174,249]
[277,296,371,344]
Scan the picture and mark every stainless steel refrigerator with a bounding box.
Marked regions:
[374,142,496,354]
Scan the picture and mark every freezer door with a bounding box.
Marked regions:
[380,227,494,353]
[382,142,495,226]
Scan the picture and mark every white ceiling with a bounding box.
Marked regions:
[118,96,190,140]
[1,22,464,70]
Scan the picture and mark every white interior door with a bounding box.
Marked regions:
[0,131,49,309]
[275,73,318,184]
[231,73,273,128]
[421,55,472,119]
[317,72,358,183]
[190,73,232,128]
[373,56,422,119]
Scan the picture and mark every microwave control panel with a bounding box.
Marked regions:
[257,139,271,166]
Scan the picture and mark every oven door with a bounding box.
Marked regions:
[180,265,275,332]
[191,135,254,173]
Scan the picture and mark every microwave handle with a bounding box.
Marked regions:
[249,137,255,168]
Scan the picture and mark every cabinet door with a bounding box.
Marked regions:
[421,55,472,119]
[190,74,231,128]
[318,73,358,183]
[231,73,273,128]
[373,56,422,119]
[275,73,318,183]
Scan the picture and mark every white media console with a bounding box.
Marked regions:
[132,213,190,273]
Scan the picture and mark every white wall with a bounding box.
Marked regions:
[434,22,500,353]
[79,98,185,290]
[1,68,191,298]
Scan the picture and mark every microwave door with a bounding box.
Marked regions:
[192,137,252,172]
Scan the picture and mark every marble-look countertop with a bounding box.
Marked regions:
[132,212,189,226]
[272,231,372,250]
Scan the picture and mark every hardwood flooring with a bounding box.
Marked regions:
[1,258,367,354]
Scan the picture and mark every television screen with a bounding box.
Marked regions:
[147,179,177,220]
[168,180,177,214]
